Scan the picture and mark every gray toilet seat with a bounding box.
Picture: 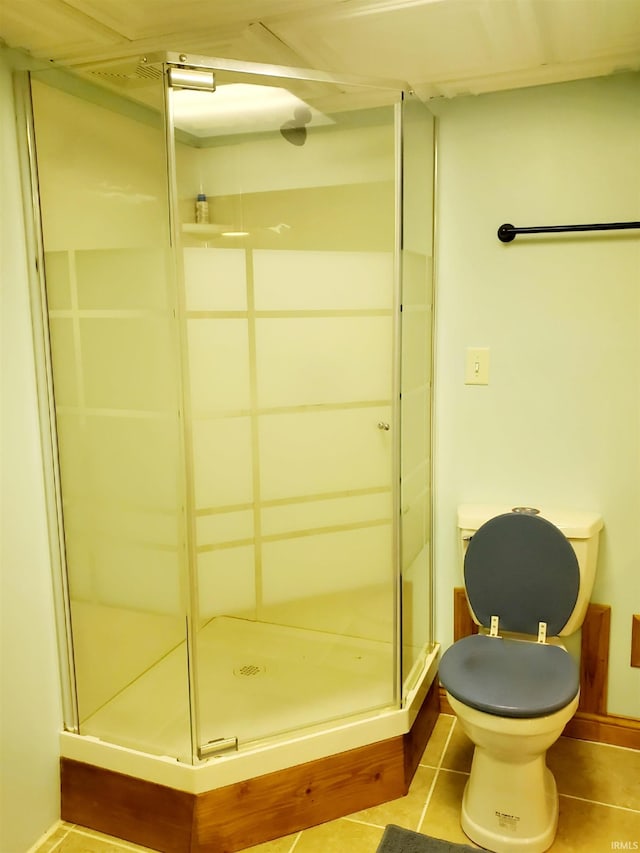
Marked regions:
[439,511,581,718]
[439,634,579,718]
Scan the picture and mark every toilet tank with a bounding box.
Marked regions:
[457,504,603,637]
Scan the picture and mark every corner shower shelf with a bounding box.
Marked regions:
[182,223,229,237]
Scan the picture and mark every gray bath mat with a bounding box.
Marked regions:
[377,824,478,853]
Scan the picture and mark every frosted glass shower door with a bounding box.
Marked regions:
[30,70,192,760]
[168,61,401,750]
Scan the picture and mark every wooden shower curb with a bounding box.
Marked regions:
[61,677,440,853]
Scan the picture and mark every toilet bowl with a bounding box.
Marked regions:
[448,692,578,852]
[439,505,603,853]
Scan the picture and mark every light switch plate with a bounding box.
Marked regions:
[465,347,490,385]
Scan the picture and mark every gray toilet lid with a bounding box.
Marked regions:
[439,634,579,717]
[464,511,580,636]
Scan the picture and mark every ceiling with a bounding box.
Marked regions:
[1,0,640,100]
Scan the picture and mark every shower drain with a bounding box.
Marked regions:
[234,663,266,677]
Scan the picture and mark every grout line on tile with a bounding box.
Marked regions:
[288,830,304,852]
[416,715,458,833]
[27,821,72,853]
[70,826,156,851]
[343,817,386,830]
[417,714,456,770]
[419,761,472,776]
[559,792,640,814]
[47,835,68,853]
[434,714,458,770]
[435,766,471,777]
[414,756,450,832]
[565,737,640,755]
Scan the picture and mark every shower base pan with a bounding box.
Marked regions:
[60,644,439,853]
[79,615,406,756]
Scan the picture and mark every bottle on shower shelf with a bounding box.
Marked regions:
[195,191,209,224]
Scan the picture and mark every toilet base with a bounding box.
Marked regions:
[461,746,558,853]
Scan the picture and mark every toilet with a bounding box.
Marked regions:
[439,504,603,853]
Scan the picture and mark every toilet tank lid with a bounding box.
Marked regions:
[458,504,603,539]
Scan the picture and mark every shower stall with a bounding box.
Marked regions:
[19,50,436,844]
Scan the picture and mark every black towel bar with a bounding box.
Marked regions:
[497,221,640,242]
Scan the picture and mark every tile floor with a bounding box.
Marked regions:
[34,715,640,853]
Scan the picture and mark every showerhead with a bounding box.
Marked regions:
[280,106,312,146]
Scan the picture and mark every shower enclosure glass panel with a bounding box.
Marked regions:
[399,95,435,694]
[27,54,435,764]
[29,69,193,760]
[166,62,400,750]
